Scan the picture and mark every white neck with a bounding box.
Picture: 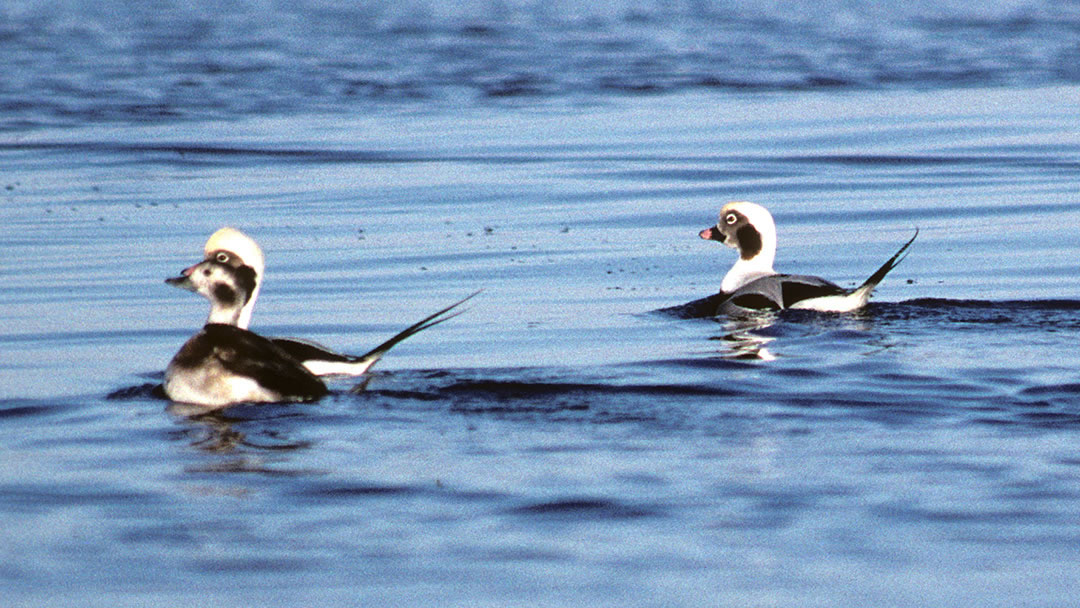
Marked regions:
[206,303,244,326]
[721,254,776,293]
[235,283,259,329]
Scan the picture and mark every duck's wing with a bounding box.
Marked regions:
[200,324,328,399]
[776,274,848,308]
[719,275,786,313]
[271,337,354,364]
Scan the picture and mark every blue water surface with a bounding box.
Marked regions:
[3,2,1080,606]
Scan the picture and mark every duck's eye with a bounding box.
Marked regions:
[725,213,738,225]
[216,252,229,263]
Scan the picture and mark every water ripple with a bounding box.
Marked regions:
[507,497,662,520]
[4,0,1080,127]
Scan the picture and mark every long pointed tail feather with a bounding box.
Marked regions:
[350,290,480,371]
[766,229,919,314]
[296,290,479,378]
[858,228,918,292]
[292,291,479,377]
[816,228,920,313]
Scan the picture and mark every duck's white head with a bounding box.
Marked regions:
[169,227,265,328]
[699,201,778,293]
[201,227,264,329]
[166,256,258,326]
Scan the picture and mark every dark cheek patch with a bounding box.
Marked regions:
[736,225,763,260]
[235,266,258,305]
[212,284,238,306]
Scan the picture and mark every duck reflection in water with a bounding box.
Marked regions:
[710,314,778,361]
[167,402,317,478]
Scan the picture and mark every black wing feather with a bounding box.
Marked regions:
[271,337,354,363]
[729,293,783,311]
[777,274,847,308]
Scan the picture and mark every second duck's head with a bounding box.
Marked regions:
[698,201,777,260]
[699,201,778,293]
[167,256,258,326]
[169,227,265,328]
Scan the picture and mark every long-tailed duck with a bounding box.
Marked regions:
[693,201,917,316]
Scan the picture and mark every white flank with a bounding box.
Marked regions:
[788,284,874,313]
[302,358,377,377]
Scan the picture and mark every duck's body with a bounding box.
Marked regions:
[695,201,916,316]
[164,324,327,408]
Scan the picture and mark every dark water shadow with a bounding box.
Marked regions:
[880,298,1080,329]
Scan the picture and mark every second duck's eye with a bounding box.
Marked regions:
[216,252,229,263]
[725,213,738,225]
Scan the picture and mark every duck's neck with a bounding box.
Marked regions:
[234,284,260,329]
[203,283,256,327]
[721,255,776,294]
[207,303,244,326]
